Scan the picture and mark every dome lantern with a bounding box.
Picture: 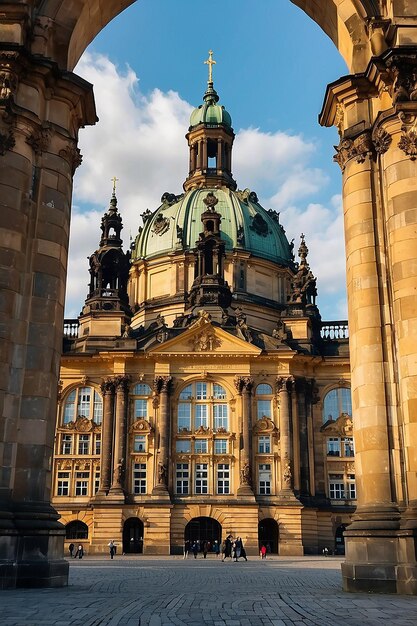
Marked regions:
[184,50,236,192]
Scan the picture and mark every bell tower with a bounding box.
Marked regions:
[184,51,236,191]
[78,182,132,339]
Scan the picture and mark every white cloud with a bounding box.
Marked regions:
[65,52,346,319]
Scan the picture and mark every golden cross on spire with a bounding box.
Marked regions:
[111,176,119,194]
[204,50,216,84]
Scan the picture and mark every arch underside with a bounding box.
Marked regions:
[34,0,377,72]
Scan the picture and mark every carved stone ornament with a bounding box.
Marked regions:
[234,376,254,394]
[276,376,290,394]
[321,412,353,436]
[64,416,93,432]
[152,213,170,236]
[195,425,211,435]
[372,126,392,155]
[253,417,279,436]
[398,112,417,161]
[0,130,15,156]
[333,132,373,171]
[203,191,218,210]
[190,329,222,352]
[240,461,252,486]
[153,375,173,395]
[157,461,167,485]
[59,142,83,174]
[237,188,258,204]
[26,126,51,155]
[130,418,152,433]
[282,455,292,485]
[0,59,18,101]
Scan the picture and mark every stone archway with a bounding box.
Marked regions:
[1,0,417,595]
[258,518,279,554]
[184,516,222,547]
[123,518,144,554]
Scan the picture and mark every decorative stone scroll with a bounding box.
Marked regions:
[333,131,373,171]
[398,112,417,161]
[26,125,51,155]
[59,142,83,174]
[372,126,392,155]
[234,375,254,395]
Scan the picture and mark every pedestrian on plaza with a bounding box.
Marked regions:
[202,540,208,559]
[234,536,242,561]
[108,540,116,559]
[222,535,232,562]
[68,543,74,558]
[240,539,248,562]
[192,542,199,559]
[213,540,220,558]
[260,544,267,559]
[183,539,190,559]
[74,544,84,559]
[322,547,329,557]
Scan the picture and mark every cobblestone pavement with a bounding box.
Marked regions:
[2,556,417,626]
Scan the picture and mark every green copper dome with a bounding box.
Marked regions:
[189,83,232,129]
[132,188,293,266]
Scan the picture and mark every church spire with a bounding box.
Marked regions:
[184,51,236,191]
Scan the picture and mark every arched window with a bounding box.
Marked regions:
[323,387,352,422]
[131,383,152,420]
[177,382,228,432]
[62,387,102,424]
[65,520,88,540]
[255,383,273,420]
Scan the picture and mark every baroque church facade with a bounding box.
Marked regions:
[53,66,354,556]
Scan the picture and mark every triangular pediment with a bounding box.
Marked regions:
[149,318,262,356]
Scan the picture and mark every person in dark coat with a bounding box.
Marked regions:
[74,544,84,559]
[68,543,74,558]
[192,542,199,559]
[202,540,208,559]
[222,535,232,562]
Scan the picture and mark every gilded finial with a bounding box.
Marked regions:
[111,176,119,195]
[204,50,216,84]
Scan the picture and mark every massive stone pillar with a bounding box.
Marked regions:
[152,376,172,498]
[321,45,417,593]
[234,376,254,497]
[0,42,96,587]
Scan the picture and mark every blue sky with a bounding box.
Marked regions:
[68,0,348,321]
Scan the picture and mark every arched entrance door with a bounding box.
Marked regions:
[66,521,88,540]
[184,517,221,546]
[123,518,144,554]
[335,524,346,555]
[258,518,279,554]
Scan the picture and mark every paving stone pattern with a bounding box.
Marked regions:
[2,556,417,626]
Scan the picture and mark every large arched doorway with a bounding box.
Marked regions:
[184,517,221,546]
[123,518,144,554]
[65,521,88,540]
[258,518,279,554]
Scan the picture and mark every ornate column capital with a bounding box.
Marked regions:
[276,376,291,394]
[100,378,115,395]
[334,131,374,171]
[113,374,130,393]
[233,376,254,395]
[153,375,173,395]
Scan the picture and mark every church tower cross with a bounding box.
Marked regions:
[204,50,216,84]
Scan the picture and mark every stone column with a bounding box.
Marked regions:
[290,377,301,493]
[0,45,96,588]
[95,379,116,498]
[234,376,254,496]
[152,376,172,498]
[109,375,130,498]
[217,138,222,169]
[323,74,402,592]
[202,139,208,170]
[277,377,293,494]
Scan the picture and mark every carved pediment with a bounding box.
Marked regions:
[64,416,101,432]
[149,320,262,356]
[253,417,279,435]
[195,425,211,435]
[130,418,153,433]
[321,412,353,436]
[57,460,72,471]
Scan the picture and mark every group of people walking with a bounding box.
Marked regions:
[221,535,248,562]
[68,543,84,559]
[183,536,248,561]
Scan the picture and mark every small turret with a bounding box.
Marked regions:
[78,181,132,340]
